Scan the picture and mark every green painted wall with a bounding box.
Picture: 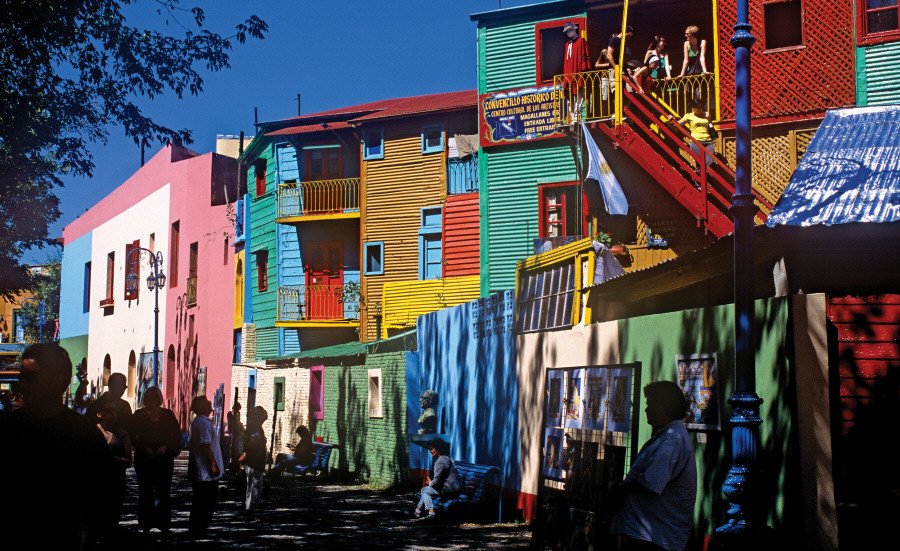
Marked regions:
[249,144,278,330]
[856,42,900,106]
[481,141,579,295]
[318,352,408,488]
[60,334,89,395]
[618,297,799,540]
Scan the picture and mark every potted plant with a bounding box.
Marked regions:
[595,231,628,256]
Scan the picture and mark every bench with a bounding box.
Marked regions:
[423,461,502,521]
[287,442,335,477]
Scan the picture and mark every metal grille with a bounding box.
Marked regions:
[277,285,359,322]
[717,0,855,121]
[277,178,360,218]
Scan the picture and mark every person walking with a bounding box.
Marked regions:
[414,437,463,520]
[87,372,133,435]
[188,395,223,538]
[95,402,133,543]
[130,386,182,534]
[240,405,268,522]
[609,381,697,551]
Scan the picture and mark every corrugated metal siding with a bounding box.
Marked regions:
[278,224,302,287]
[483,21,538,92]
[280,327,300,355]
[360,119,446,342]
[300,327,359,351]
[862,42,900,106]
[255,326,279,360]
[482,143,578,294]
[382,275,481,337]
[443,192,480,277]
[250,148,278,328]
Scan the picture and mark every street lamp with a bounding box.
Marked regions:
[19,297,47,343]
[126,248,166,388]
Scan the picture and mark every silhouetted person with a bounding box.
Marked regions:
[609,381,697,551]
[95,402,133,543]
[0,344,110,549]
[240,405,268,522]
[414,437,463,520]
[188,395,223,538]
[88,372,133,435]
[227,401,245,476]
[130,386,182,533]
[271,424,315,478]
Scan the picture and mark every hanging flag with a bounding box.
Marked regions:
[582,122,628,215]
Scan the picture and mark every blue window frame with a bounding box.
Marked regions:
[418,206,443,279]
[363,241,384,276]
[83,261,91,313]
[422,124,444,154]
[363,127,384,160]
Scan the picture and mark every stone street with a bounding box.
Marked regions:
[111,454,532,550]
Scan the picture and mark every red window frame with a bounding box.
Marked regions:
[169,221,179,288]
[254,158,267,197]
[256,250,268,292]
[538,182,588,239]
[857,0,900,46]
[535,17,587,85]
[105,251,115,300]
[303,146,343,181]
[124,240,139,301]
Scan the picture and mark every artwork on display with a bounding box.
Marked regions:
[676,353,720,431]
[542,427,565,479]
[564,369,584,429]
[607,368,633,433]
[546,370,565,427]
[137,351,160,406]
[583,368,607,431]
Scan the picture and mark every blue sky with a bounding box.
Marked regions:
[38,0,537,262]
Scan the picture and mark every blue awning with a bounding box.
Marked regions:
[766,105,900,227]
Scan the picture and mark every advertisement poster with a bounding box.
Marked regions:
[542,427,564,479]
[607,368,633,433]
[546,370,565,427]
[479,85,564,147]
[676,353,720,430]
[565,369,584,429]
[137,351,160,406]
[583,368,607,431]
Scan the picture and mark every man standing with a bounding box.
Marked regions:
[606,25,636,73]
[87,371,132,433]
[562,21,590,123]
[0,344,110,549]
[610,381,697,551]
[188,395,223,538]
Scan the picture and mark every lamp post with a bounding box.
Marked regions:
[717,0,766,544]
[19,297,47,343]
[126,248,166,388]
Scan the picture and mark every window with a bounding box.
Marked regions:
[256,250,269,292]
[368,368,383,418]
[149,233,155,253]
[124,240,139,301]
[363,242,384,276]
[188,242,199,306]
[535,18,584,84]
[169,221,179,288]
[419,207,442,280]
[422,124,444,154]
[254,158,268,197]
[303,146,342,181]
[13,310,24,342]
[274,376,286,412]
[363,127,384,160]
[105,251,115,300]
[516,263,576,332]
[858,0,900,44]
[764,1,803,50]
[539,183,586,239]
[83,262,91,313]
[233,330,242,363]
[309,366,324,420]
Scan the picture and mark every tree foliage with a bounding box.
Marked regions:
[0,0,267,295]
[17,260,61,343]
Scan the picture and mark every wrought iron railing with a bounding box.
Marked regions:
[277,178,360,219]
[553,71,719,125]
[277,284,360,322]
[447,156,479,195]
[186,275,197,307]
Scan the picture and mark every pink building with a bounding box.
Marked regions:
[59,144,237,430]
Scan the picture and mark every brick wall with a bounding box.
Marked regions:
[319,352,409,488]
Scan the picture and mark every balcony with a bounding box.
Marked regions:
[277,178,360,222]
[186,275,197,307]
[534,235,583,255]
[99,297,114,309]
[447,155,479,195]
[234,197,245,243]
[277,284,359,327]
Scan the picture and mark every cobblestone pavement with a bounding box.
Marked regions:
[111,455,532,550]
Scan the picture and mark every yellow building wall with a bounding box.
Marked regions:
[381,275,481,338]
[234,250,245,330]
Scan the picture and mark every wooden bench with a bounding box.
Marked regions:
[427,461,502,521]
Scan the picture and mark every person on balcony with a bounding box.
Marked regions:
[679,25,708,77]
[667,100,716,178]
[606,25,636,74]
[562,21,591,124]
[645,35,672,81]
[631,55,660,94]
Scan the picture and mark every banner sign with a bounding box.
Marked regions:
[479,85,564,147]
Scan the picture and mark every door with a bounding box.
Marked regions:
[305,242,344,319]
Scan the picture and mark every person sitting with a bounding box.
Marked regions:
[270,424,315,478]
[414,438,463,520]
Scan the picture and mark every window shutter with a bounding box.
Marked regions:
[124,240,140,301]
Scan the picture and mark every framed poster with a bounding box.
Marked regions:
[676,353,720,431]
[542,427,565,479]
[546,370,565,427]
[607,368,633,433]
[583,368,607,431]
[564,369,584,429]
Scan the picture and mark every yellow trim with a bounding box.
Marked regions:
[615,0,631,127]
[276,211,360,224]
[275,320,359,328]
[712,0,721,121]
[516,237,594,272]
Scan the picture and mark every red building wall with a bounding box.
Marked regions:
[717,0,856,122]
[442,192,480,278]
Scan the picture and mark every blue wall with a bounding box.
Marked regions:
[59,232,93,339]
[412,290,518,489]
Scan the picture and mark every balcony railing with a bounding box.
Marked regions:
[534,234,583,255]
[553,71,718,126]
[277,284,360,322]
[186,275,197,307]
[277,178,360,219]
[448,156,479,195]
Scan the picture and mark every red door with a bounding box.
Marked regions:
[305,242,343,319]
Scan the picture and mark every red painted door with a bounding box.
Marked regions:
[305,242,343,319]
